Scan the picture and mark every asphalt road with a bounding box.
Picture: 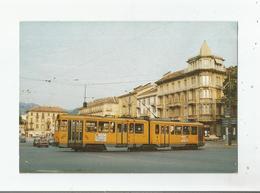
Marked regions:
[19,141,237,173]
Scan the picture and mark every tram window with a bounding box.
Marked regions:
[79,132,82,140]
[86,121,97,132]
[166,126,169,134]
[60,120,68,131]
[124,124,128,132]
[135,124,144,134]
[117,124,127,132]
[76,121,83,129]
[98,122,109,133]
[68,121,71,139]
[161,126,164,133]
[55,121,59,131]
[155,125,159,134]
[110,122,115,133]
[170,126,175,135]
[129,123,134,133]
[183,126,190,135]
[175,126,182,135]
[191,127,197,135]
[117,124,122,132]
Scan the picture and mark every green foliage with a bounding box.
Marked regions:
[223,66,237,105]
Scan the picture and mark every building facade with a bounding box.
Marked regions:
[155,41,226,136]
[79,97,119,116]
[118,83,154,117]
[136,86,158,118]
[26,106,67,137]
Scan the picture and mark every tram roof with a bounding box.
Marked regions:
[57,114,203,125]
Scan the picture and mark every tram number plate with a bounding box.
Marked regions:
[181,136,188,143]
[95,133,107,142]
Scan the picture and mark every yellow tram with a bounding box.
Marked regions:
[55,114,205,151]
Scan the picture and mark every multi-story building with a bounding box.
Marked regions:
[26,106,67,137]
[79,97,119,117]
[118,83,154,117]
[155,41,226,136]
[136,86,158,118]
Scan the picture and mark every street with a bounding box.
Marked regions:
[20,141,237,173]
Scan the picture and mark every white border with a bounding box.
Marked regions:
[0,0,260,191]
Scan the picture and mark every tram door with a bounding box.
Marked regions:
[160,126,169,146]
[198,127,203,143]
[116,123,128,145]
[75,121,83,145]
[68,120,72,144]
[69,120,83,145]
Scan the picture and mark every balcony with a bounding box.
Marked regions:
[215,99,223,103]
[198,114,213,122]
[199,98,213,103]
[156,104,163,109]
[167,101,181,108]
[188,99,196,104]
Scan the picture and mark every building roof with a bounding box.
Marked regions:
[81,96,118,108]
[200,40,212,56]
[137,86,157,98]
[187,41,224,63]
[155,70,185,85]
[27,106,67,113]
[118,83,152,98]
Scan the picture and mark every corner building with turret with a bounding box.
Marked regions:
[155,41,226,136]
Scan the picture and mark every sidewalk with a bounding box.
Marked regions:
[205,140,237,148]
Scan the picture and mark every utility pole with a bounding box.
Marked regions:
[228,69,233,146]
[225,69,232,146]
[128,94,131,117]
[83,84,87,108]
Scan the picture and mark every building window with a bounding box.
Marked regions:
[216,76,221,86]
[172,82,175,91]
[216,89,222,98]
[202,104,211,114]
[200,89,211,98]
[200,75,210,86]
[191,76,196,86]
[178,81,181,89]
[42,113,44,119]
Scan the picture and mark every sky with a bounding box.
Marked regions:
[20,22,237,110]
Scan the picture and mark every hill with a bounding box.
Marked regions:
[19,102,39,115]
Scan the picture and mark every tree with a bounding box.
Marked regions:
[222,65,238,143]
[19,115,22,125]
[223,65,237,116]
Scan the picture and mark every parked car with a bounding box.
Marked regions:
[37,138,49,148]
[33,137,40,146]
[19,136,26,143]
[48,138,55,146]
